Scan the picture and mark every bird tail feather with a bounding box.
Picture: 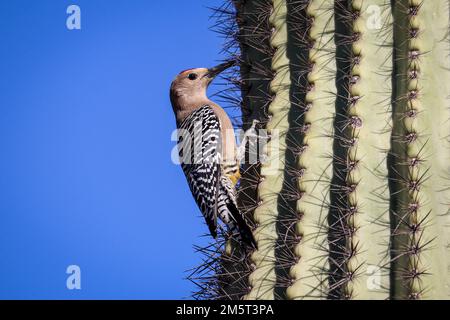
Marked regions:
[227,202,257,249]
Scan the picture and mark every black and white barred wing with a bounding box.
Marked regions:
[177,105,222,238]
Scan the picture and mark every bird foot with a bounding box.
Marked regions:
[237,119,264,164]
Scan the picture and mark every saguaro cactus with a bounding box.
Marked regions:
[189,0,450,300]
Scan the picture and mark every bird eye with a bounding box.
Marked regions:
[188,73,198,80]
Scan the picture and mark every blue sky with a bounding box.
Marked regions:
[0,0,232,299]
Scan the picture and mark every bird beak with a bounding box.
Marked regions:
[205,61,235,84]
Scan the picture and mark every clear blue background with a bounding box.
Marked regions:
[0,0,231,299]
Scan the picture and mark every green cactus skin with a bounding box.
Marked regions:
[245,0,291,299]
[234,0,274,129]
[190,0,450,300]
[285,0,336,299]
[345,0,393,299]
[328,0,393,299]
[389,0,450,299]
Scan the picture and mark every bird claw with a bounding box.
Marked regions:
[237,118,265,164]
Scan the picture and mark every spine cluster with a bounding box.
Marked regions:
[390,0,450,299]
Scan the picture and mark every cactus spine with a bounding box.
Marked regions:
[389,0,450,299]
[327,0,393,299]
[189,0,450,300]
[285,0,335,299]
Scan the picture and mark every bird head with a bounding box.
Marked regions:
[170,61,234,123]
